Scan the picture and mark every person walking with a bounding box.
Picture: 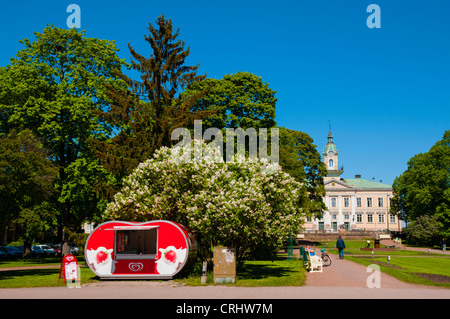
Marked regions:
[336,235,345,259]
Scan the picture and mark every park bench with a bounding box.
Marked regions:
[299,247,323,273]
[308,251,323,273]
[378,234,391,240]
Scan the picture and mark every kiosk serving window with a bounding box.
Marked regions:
[114,226,158,259]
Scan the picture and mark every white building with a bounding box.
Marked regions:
[303,130,400,232]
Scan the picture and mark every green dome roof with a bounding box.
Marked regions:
[323,131,339,155]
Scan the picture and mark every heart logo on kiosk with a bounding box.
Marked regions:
[128,262,143,272]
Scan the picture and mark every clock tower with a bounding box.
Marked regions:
[323,129,343,182]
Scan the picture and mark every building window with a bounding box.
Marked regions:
[344,214,349,220]
[356,197,362,207]
[329,159,334,168]
[356,214,362,223]
[115,228,158,260]
[332,214,337,220]
[367,198,372,207]
[390,214,396,223]
[378,197,384,207]
[378,213,385,223]
[344,197,349,207]
[367,214,373,223]
[331,197,337,207]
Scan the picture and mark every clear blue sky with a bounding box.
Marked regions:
[1,0,449,185]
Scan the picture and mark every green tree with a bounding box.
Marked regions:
[182,71,278,166]
[278,127,327,219]
[405,215,441,246]
[183,72,325,219]
[0,129,57,256]
[184,71,277,130]
[0,25,128,255]
[92,15,211,198]
[391,130,450,237]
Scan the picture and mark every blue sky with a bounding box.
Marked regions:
[1,0,449,185]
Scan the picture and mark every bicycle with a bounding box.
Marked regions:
[307,244,332,267]
[320,248,332,267]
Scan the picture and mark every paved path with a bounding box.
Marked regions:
[305,255,417,289]
[1,243,449,299]
[1,254,449,299]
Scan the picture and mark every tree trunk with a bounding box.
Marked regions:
[23,240,32,258]
[61,198,71,256]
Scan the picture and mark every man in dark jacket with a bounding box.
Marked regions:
[336,236,345,259]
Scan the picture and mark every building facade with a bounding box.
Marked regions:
[303,130,400,232]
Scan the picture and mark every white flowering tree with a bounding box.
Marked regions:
[104,142,307,266]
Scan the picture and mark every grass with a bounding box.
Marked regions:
[0,255,306,288]
[0,256,62,268]
[312,240,450,288]
[0,256,99,288]
[1,242,449,289]
[237,259,306,287]
[317,240,445,257]
[346,256,450,288]
[177,258,307,287]
[0,267,98,288]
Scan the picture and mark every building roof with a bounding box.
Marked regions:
[323,130,339,155]
[343,178,392,189]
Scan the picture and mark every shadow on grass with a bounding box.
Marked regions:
[0,255,85,267]
[0,268,60,280]
[238,261,299,281]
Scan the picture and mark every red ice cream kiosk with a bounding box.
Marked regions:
[85,220,197,279]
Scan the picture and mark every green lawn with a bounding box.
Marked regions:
[0,256,99,288]
[237,259,306,287]
[0,256,63,268]
[318,240,444,257]
[314,240,450,288]
[0,256,306,288]
[178,258,306,287]
[347,256,450,288]
[1,245,448,289]
[0,266,98,288]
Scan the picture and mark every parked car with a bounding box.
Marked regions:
[0,246,22,259]
[35,245,57,257]
[31,246,47,257]
[51,245,61,255]
[51,244,79,255]
[70,245,80,255]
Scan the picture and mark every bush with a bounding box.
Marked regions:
[104,141,306,267]
[405,215,441,246]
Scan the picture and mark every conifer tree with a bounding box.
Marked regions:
[93,15,211,198]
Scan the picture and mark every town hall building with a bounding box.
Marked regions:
[303,130,401,232]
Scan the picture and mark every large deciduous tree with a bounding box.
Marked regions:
[391,130,450,239]
[278,127,327,219]
[0,129,57,256]
[0,25,128,255]
[183,71,277,130]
